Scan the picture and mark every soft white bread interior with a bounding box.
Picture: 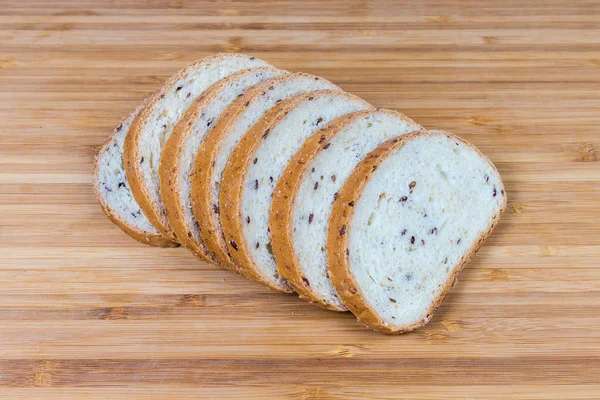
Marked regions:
[160,66,283,263]
[93,106,178,247]
[329,130,506,333]
[124,53,269,242]
[285,110,421,309]
[223,90,372,291]
[193,72,339,272]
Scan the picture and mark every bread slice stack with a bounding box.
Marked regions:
[270,110,422,311]
[93,53,506,334]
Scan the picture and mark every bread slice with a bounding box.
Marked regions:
[123,53,269,243]
[159,66,284,266]
[328,130,507,333]
[270,110,421,310]
[93,106,178,247]
[219,90,373,292]
[190,73,339,273]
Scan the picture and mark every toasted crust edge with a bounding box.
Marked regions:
[161,66,282,268]
[270,109,424,312]
[190,95,251,272]
[327,130,507,334]
[92,107,179,248]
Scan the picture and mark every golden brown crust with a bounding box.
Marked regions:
[327,130,507,334]
[160,66,281,269]
[190,97,249,272]
[168,67,281,271]
[123,61,192,244]
[269,112,370,310]
[93,186,179,247]
[92,111,179,248]
[220,89,370,293]
[218,93,318,292]
[270,109,421,312]
[124,54,257,245]
[158,85,219,263]
[190,74,290,273]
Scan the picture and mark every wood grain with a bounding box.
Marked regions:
[1,0,599,398]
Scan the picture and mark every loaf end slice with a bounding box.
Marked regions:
[328,130,506,333]
[93,107,178,247]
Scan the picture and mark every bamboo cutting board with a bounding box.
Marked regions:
[1,1,599,398]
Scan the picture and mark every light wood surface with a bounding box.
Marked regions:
[1,1,599,398]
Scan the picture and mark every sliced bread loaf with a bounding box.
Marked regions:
[159,66,284,266]
[190,73,339,273]
[328,130,506,333]
[123,53,269,243]
[270,110,421,310]
[93,106,178,247]
[219,90,373,292]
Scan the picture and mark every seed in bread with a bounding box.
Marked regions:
[190,72,339,273]
[219,90,373,292]
[160,66,284,265]
[270,110,421,310]
[328,130,506,333]
[123,53,270,243]
[93,106,178,247]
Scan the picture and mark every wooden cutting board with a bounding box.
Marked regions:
[1,1,599,398]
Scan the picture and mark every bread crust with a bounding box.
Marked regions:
[161,66,282,268]
[158,77,222,263]
[270,118,349,308]
[192,72,341,276]
[190,73,291,273]
[269,109,422,312]
[123,61,191,243]
[218,93,322,292]
[93,107,179,248]
[327,130,507,334]
[124,53,257,244]
[220,88,363,292]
